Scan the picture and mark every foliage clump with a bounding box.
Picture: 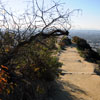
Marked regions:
[59,36,71,50]
[94,66,100,75]
[0,32,62,100]
[72,36,91,50]
[72,36,100,62]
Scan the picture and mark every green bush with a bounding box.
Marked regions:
[0,35,62,100]
[72,36,100,62]
[59,36,71,50]
[72,36,91,50]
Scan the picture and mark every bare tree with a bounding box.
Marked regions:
[0,0,80,36]
[0,0,80,67]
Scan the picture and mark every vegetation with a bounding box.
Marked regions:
[72,36,100,62]
[59,36,71,50]
[97,48,100,55]
[72,36,91,50]
[0,32,63,100]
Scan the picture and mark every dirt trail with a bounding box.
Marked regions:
[59,46,100,100]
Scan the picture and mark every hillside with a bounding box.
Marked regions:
[58,45,100,100]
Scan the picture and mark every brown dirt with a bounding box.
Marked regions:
[58,46,100,100]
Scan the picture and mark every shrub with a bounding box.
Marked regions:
[97,48,100,55]
[94,66,100,75]
[0,35,62,100]
[72,36,100,62]
[72,36,91,50]
[59,36,71,50]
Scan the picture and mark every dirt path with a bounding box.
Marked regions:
[59,46,100,100]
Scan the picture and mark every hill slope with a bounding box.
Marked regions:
[59,46,100,100]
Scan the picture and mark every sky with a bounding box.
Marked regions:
[66,0,100,30]
[1,0,100,30]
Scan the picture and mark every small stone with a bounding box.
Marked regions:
[77,60,81,62]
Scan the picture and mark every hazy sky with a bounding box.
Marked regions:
[1,0,100,30]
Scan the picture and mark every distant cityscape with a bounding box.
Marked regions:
[70,30,100,52]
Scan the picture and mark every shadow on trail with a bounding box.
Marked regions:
[48,81,85,100]
[61,81,87,95]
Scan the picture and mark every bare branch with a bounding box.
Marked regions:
[0,0,81,66]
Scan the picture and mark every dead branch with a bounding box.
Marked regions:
[0,0,80,67]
